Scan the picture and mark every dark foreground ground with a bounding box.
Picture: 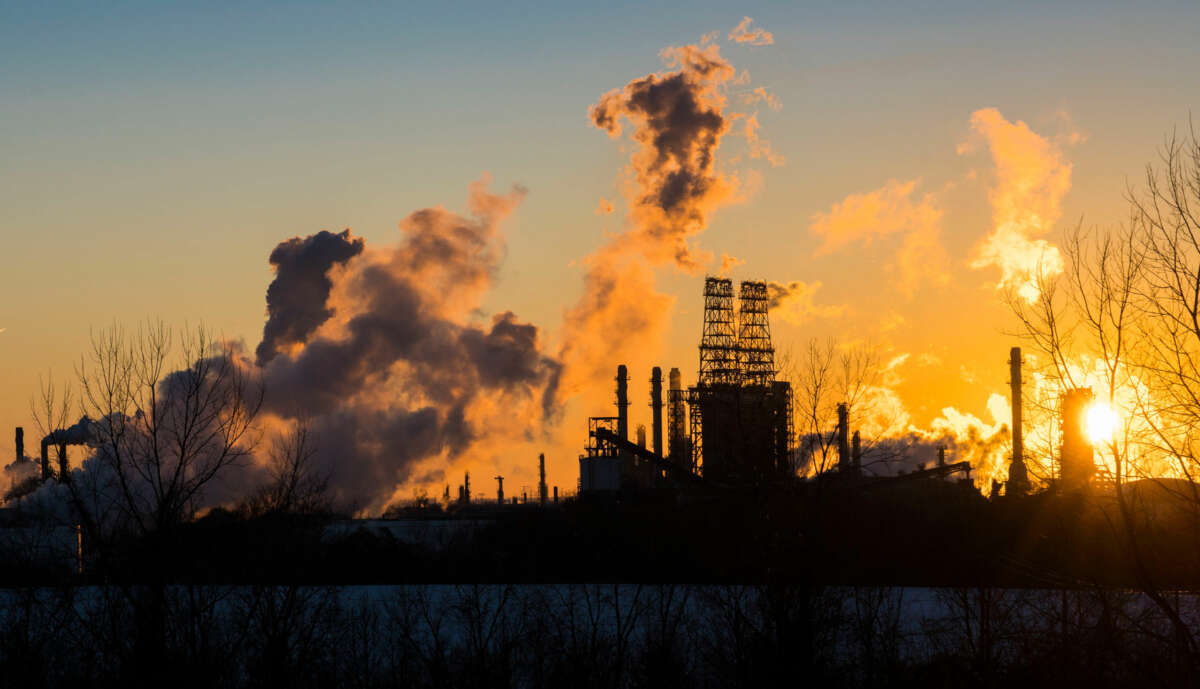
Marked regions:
[4,481,1200,687]
[25,477,1196,589]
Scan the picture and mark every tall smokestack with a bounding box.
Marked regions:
[636,424,646,448]
[495,475,504,503]
[463,471,471,504]
[650,366,664,458]
[1061,388,1095,492]
[57,442,68,482]
[616,365,629,441]
[40,439,50,481]
[538,453,547,505]
[667,367,687,469]
[14,427,23,462]
[851,431,861,472]
[836,403,850,472]
[1008,347,1029,496]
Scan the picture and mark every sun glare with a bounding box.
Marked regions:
[1086,401,1118,444]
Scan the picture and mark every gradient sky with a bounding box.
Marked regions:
[3,1,1198,495]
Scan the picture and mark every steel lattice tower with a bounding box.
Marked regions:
[698,277,739,385]
[737,280,775,387]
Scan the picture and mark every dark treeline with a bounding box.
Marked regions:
[1,582,1197,688]
[7,478,1199,589]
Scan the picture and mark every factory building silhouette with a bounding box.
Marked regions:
[580,278,794,493]
[5,277,1115,527]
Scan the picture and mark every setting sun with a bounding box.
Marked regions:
[1086,401,1119,444]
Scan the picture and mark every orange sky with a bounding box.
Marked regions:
[2,6,1197,507]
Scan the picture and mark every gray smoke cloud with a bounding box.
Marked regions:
[588,42,736,270]
[258,179,561,511]
[256,229,365,365]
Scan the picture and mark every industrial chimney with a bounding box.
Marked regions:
[14,427,23,463]
[616,365,629,442]
[1061,388,1095,492]
[1008,347,1029,496]
[538,453,548,505]
[851,431,861,472]
[667,367,688,469]
[495,475,504,503]
[836,403,850,472]
[636,424,646,448]
[40,439,50,481]
[650,367,664,458]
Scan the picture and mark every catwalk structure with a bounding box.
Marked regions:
[580,277,793,493]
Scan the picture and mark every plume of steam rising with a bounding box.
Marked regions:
[765,280,844,326]
[255,178,560,511]
[560,39,745,399]
[256,230,365,365]
[965,108,1071,303]
[588,41,736,271]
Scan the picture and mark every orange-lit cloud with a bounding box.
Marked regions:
[809,179,948,295]
[740,86,781,111]
[962,108,1072,303]
[766,280,845,326]
[744,113,785,167]
[560,38,751,403]
[589,41,737,270]
[718,252,745,275]
[728,17,774,46]
[258,178,561,513]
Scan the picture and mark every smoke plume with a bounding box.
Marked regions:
[964,108,1072,303]
[588,40,737,270]
[256,229,365,365]
[257,179,561,511]
[555,39,757,401]
[766,280,844,326]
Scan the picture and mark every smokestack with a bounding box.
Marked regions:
[667,367,688,469]
[852,431,861,472]
[40,439,50,481]
[57,442,68,482]
[938,445,946,467]
[14,427,23,462]
[495,475,504,503]
[553,486,558,503]
[1061,388,1095,491]
[463,472,471,504]
[538,453,548,505]
[616,365,629,442]
[636,424,646,448]
[836,403,850,472]
[650,366,664,458]
[1008,347,1029,495]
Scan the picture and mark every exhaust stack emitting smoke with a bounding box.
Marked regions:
[560,33,780,399]
[12,26,1111,512]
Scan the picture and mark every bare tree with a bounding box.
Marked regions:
[242,420,330,517]
[26,372,75,484]
[782,338,882,476]
[1006,127,1200,665]
[71,320,263,540]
